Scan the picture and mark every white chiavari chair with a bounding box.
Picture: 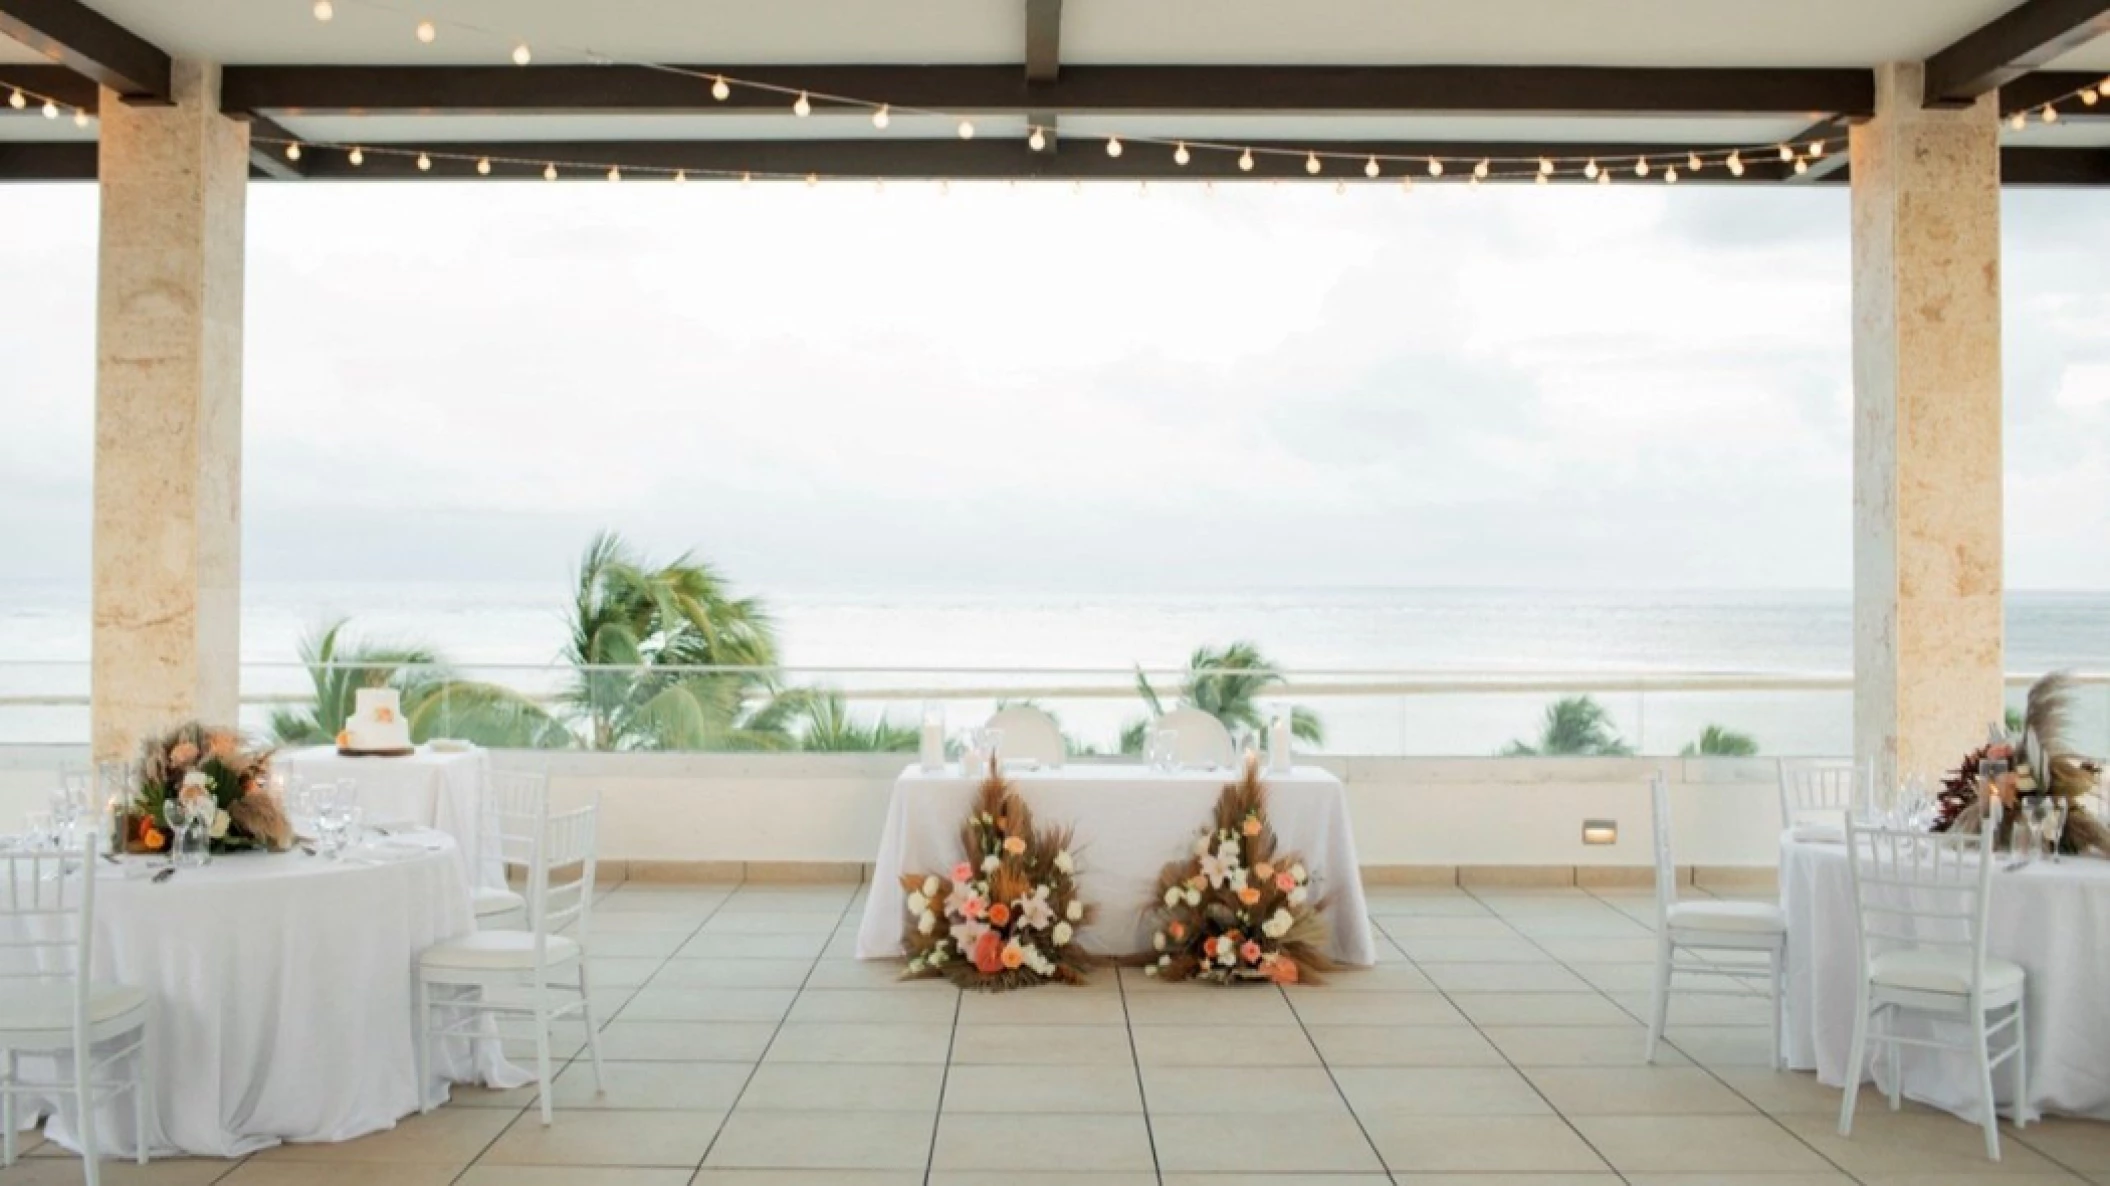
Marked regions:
[984,706,1065,767]
[472,770,547,931]
[1778,758,1871,827]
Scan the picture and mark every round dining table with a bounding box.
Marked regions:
[1781,831,2110,1121]
[21,831,527,1158]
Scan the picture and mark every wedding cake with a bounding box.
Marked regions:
[337,687,414,755]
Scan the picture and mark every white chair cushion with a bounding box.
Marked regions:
[0,983,148,1034]
[421,931,580,972]
[1871,949,2025,996]
[472,886,527,916]
[1667,900,1786,934]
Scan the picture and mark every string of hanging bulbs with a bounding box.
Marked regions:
[2,80,93,128]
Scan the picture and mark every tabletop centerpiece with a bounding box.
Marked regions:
[898,758,1094,990]
[1144,751,1332,984]
[117,722,295,857]
[1932,672,2108,856]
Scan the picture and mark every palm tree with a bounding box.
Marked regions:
[1500,695,1633,756]
[778,690,920,752]
[561,531,788,751]
[271,619,570,749]
[1681,724,1759,757]
[1122,642,1323,753]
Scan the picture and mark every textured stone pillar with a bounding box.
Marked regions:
[1850,62,2003,788]
[91,61,247,761]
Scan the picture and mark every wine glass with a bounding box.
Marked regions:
[2047,801,2069,864]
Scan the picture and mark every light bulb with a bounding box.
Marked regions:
[1584,158,1599,179]
[72,108,88,127]
[1306,152,1321,175]
[871,104,889,129]
[41,100,57,119]
[312,0,333,20]
[2010,110,2028,130]
[415,19,436,43]
[1427,157,1443,176]
[673,169,686,183]
[416,152,432,171]
[512,43,531,66]
[2085,88,2101,107]
[7,89,22,109]
[1727,152,1744,177]
[1174,142,1190,166]
[348,146,364,166]
[711,76,730,101]
[957,119,975,140]
[607,165,621,182]
[1028,126,1047,152]
[1364,155,1380,178]
[1808,139,1826,157]
[285,142,302,161]
[1665,166,1678,184]
[805,172,817,187]
[1106,136,1123,158]
[1687,151,1702,170]
[1539,157,1553,175]
[1794,156,1809,174]
[1778,144,1793,161]
[793,92,811,117]
[1633,156,1649,176]
[1473,158,1489,178]
[475,156,491,175]
[1238,148,1254,172]
[543,162,557,180]
[2042,104,2059,123]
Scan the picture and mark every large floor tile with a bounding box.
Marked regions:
[1483,1025,1681,1068]
[698,912,843,936]
[678,934,831,961]
[1387,1177,1620,1186]
[1396,937,1555,964]
[955,988,1127,1026]
[930,1113,1154,1172]
[737,1062,946,1112]
[545,1059,753,1110]
[247,1108,516,1164]
[1305,1024,1506,1067]
[1138,1066,1348,1115]
[648,959,816,990]
[1380,915,1524,939]
[1362,1114,1611,1173]
[1779,1112,2068,1177]
[1452,992,1637,1027]
[600,1021,776,1062]
[1292,964,1438,993]
[802,960,954,991]
[951,1024,1135,1066]
[217,1166,461,1186]
[930,1175,1154,1186]
[704,1110,935,1171]
[693,1173,920,1186]
[942,1064,1143,1113]
[1618,1176,1857,1186]
[480,1109,724,1168]
[1571,1114,1832,1174]
[619,988,798,1024]
[1153,1111,1383,1173]
[2018,1118,2110,1169]
[1663,1025,1779,1067]
[1130,1024,1319,1067]
[1524,1066,1757,1115]
[763,1022,953,1065]
[457,1168,694,1186]
[1124,989,1298,1026]
[1287,991,1466,1026]
[785,989,958,1024]
[1332,1066,1552,1116]
[1421,963,1597,994]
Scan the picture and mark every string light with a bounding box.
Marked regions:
[607,165,621,182]
[1364,155,1380,178]
[1808,139,1826,157]
[1726,151,1744,177]
[805,172,818,187]
[1027,126,1046,152]
[1427,157,1443,176]
[1634,156,1649,176]
[72,108,88,128]
[792,91,811,117]
[543,162,557,180]
[2085,88,2101,107]
[7,89,23,110]
[1306,152,1322,175]
[348,146,364,166]
[41,100,57,119]
[284,142,302,161]
[1687,151,1702,171]
[673,169,686,183]
[1468,174,1481,189]
[415,19,436,43]
[2042,104,2059,123]
[1665,166,1678,184]
[871,104,889,129]
[512,43,532,66]
[1538,157,1554,175]
[1238,148,1255,172]
[1473,158,1489,178]
[1174,142,1190,166]
[311,0,332,20]
[711,76,731,101]
[415,152,431,171]
[956,119,974,140]
[1106,136,1123,158]
[1583,158,1599,179]
[1794,156,1809,174]
[475,156,491,174]
[2009,110,2028,130]
[1399,175,1413,194]
[1777,143,1794,161]
[741,171,751,184]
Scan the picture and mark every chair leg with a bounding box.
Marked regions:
[1885,1006,1902,1112]
[1837,983,1870,1137]
[577,966,606,1096]
[75,1037,99,1186]
[413,977,434,1114]
[2010,998,2030,1130]
[1769,945,1786,1071]
[533,999,554,1127]
[1645,938,1673,1065]
[132,1024,150,1164]
[1971,1000,2001,1161]
[4,1049,17,1167]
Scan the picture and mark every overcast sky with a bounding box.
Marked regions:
[3,179,2107,594]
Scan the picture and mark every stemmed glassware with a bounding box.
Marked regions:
[163,796,214,868]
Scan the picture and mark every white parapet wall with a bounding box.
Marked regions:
[0,746,1789,879]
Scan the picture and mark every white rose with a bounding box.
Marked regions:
[1053,921,1074,946]
[1262,908,1293,939]
[210,808,231,839]
[917,909,937,935]
[1291,863,1307,882]
[1066,900,1084,922]
[1145,965,1160,977]
[922,875,941,898]
[1192,835,1209,856]
[1053,850,1075,874]
[182,769,210,789]
[1183,887,1201,906]
[906,893,928,915]
[981,854,1002,873]
[1157,953,1171,966]
[1288,886,1308,907]
[1220,837,1241,860]
[1153,931,1167,951]
[1163,886,1181,907]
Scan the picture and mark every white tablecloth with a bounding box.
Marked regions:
[1782,834,2110,1120]
[280,746,500,889]
[14,833,527,1157]
[857,763,1375,965]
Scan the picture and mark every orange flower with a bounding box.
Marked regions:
[142,824,167,852]
[1168,921,1186,940]
[1202,936,1218,959]
[1001,835,1026,855]
[987,902,1012,927]
[1275,872,1297,892]
[207,731,238,758]
[169,741,199,767]
[1254,862,1274,881]
[972,931,1004,974]
[335,729,351,748]
[1262,956,1300,984]
[1241,816,1262,837]
[1240,940,1263,964]
[1237,886,1262,906]
[1000,943,1025,970]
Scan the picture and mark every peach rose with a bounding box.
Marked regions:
[1002,835,1026,855]
[1202,936,1218,959]
[1254,862,1274,881]
[988,902,1012,927]
[169,741,199,767]
[1168,921,1186,940]
[142,824,167,852]
[1241,817,1262,837]
[1000,943,1025,970]
[1237,886,1262,906]
[1262,956,1300,984]
[1275,872,1297,892]
[207,732,238,758]
[952,862,973,883]
[962,897,985,920]
[1240,940,1263,964]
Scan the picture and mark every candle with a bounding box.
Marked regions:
[1268,714,1293,773]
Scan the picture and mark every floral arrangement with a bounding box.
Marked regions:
[900,760,1094,990]
[1144,752,1331,984]
[1933,672,2107,855]
[122,722,294,853]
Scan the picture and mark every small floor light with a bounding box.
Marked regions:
[1582,819,1619,846]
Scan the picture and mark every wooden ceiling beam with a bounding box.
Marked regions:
[1024,0,1062,83]
[0,0,168,100]
[1924,0,2110,104]
[0,62,97,109]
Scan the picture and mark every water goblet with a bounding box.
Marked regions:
[2047,801,2069,863]
[23,810,55,852]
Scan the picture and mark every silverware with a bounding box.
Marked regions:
[100,852,122,866]
[151,867,175,883]
[2002,858,2031,873]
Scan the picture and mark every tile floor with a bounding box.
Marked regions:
[9,880,2110,1186]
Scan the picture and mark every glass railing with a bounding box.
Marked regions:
[4,660,2106,759]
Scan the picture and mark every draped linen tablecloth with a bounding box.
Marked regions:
[280,745,499,888]
[1781,833,2110,1121]
[17,833,528,1158]
[857,763,1376,965]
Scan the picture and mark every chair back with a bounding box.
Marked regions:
[528,796,599,970]
[1777,758,1869,826]
[1649,770,1678,926]
[482,769,549,876]
[985,706,1065,767]
[1156,707,1236,769]
[1842,818,1996,992]
[0,834,95,1035]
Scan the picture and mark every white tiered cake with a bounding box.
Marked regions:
[337,687,415,755]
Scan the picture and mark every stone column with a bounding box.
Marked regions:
[1850,62,2003,788]
[91,61,247,761]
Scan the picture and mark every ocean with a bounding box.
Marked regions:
[4,581,2108,757]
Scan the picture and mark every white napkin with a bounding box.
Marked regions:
[1790,821,1846,844]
